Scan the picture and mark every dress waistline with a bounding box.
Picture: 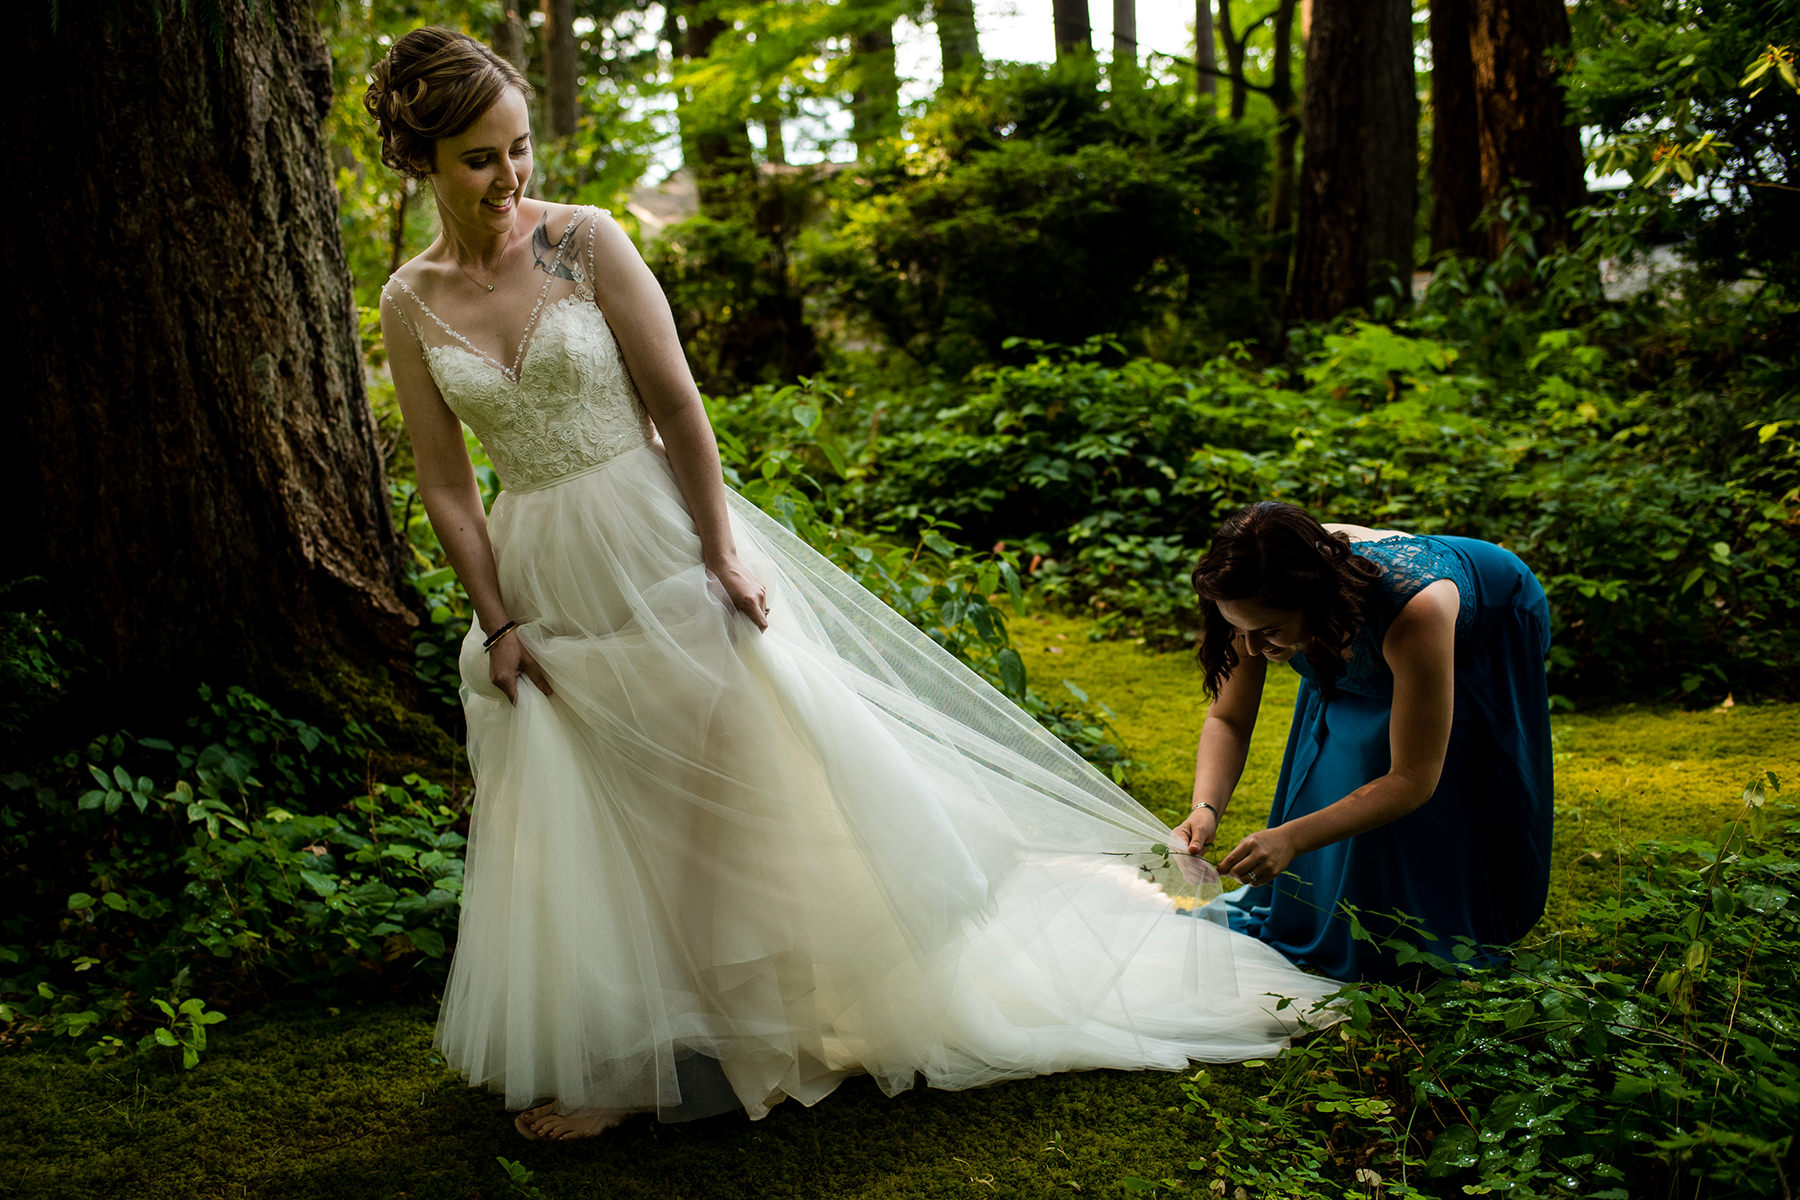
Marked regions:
[502,439,652,495]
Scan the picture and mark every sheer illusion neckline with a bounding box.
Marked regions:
[387,226,580,382]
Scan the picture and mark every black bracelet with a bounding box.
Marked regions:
[1194,801,1222,819]
[481,619,520,652]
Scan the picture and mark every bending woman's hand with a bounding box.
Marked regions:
[1219,825,1298,888]
[489,632,554,704]
[710,555,770,632]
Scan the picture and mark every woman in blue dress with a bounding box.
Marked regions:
[1170,502,1554,981]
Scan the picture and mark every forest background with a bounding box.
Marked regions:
[3,0,1799,1197]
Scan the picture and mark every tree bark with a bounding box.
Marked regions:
[1194,0,1218,100]
[8,0,414,707]
[1113,0,1136,67]
[492,2,529,75]
[1429,0,1485,258]
[1052,0,1092,61]
[1288,0,1418,320]
[851,18,901,159]
[540,0,579,141]
[1468,0,1586,256]
[1218,0,1249,120]
[1267,0,1301,242]
[934,0,982,80]
[679,1,753,215]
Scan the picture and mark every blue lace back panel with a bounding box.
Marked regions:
[1289,536,1475,699]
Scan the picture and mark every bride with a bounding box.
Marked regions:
[367,27,1337,1141]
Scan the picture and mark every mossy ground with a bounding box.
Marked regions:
[6,614,1796,1200]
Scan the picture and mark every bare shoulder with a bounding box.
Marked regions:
[1323,521,1411,543]
[1387,579,1461,644]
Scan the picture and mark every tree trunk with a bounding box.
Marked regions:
[760,109,788,166]
[541,0,579,141]
[1052,0,1092,61]
[9,0,414,709]
[1288,0,1418,321]
[1218,0,1248,120]
[680,1,753,215]
[492,2,529,74]
[1195,0,1218,100]
[1113,0,1136,67]
[1468,0,1586,256]
[1429,0,1485,258]
[934,0,982,80]
[1267,0,1301,242]
[851,19,901,159]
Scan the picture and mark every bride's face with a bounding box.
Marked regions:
[430,86,533,231]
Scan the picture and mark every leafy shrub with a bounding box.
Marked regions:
[808,293,1799,702]
[799,60,1270,374]
[0,687,462,1063]
[1176,775,1797,1199]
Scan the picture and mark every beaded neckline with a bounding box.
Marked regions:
[386,219,581,383]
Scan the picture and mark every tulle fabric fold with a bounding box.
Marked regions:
[435,445,1337,1120]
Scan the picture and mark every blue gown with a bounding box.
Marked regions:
[1225,536,1554,981]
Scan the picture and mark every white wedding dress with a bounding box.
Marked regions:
[381,207,1338,1122]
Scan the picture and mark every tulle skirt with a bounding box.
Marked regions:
[435,445,1337,1120]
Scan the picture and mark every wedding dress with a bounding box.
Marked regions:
[381,206,1338,1122]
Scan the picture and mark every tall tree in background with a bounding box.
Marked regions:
[1053,0,1092,61]
[1113,0,1136,67]
[1194,0,1218,100]
[9,0,413,713]
[1429,0,1485,258]
[676,0,754,214]
[541,0,579,140]
[493,1,529,72]
[1265,0,1301,244]
[1215,1,1258,119]
[934,0,982,79]
[1468,0,1587,255]
[1288,0,1417,319]
[849,1,902,158]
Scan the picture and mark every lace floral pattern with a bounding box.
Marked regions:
[423,297,653,492]
[380,207,654,492]
[1291,536,1474,698]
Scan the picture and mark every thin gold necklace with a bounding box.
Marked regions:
[452,234,509,293]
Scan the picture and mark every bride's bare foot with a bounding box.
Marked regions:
[533,1107,627,1141]
[513,1101,557,1141]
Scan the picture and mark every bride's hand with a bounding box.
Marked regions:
[490,632,553,704]
[709,555,770,632]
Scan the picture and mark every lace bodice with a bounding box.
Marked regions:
[380,206,654,493]
[1289,535,1475,698]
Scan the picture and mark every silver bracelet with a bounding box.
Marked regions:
[1193,801,1222,819]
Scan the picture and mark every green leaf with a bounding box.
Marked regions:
[996,648,1027,699]
[408,927,446,958]
[68,892,95,911]
[101,892,128,912]
[299,870,339,898]
[153,1027,178,1047]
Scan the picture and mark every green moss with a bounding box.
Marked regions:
[0,998,1269,1200]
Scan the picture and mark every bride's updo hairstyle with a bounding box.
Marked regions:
[364,27,532,180]
[1190,501,1382,700]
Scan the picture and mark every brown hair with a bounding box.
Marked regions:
[1190,501,1382,700]
[364,28,532,180]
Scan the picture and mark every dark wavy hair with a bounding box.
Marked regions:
[364,27,532,180]
[1190,502,1382,700]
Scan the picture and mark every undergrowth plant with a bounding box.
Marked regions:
[0,686,463,1066]
[1173,774,1797,1199]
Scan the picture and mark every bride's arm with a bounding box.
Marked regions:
[380,292,553,701]
[581,212,769,631]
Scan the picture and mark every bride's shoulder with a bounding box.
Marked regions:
[383,244,451,303]
[532,200,613,245]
